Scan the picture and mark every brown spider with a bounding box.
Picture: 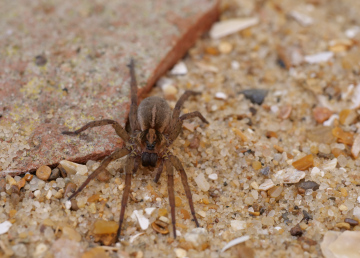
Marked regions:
[62,59,208,240]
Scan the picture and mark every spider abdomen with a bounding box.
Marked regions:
[137,96,172,132]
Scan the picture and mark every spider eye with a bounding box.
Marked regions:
[146,141,156,150]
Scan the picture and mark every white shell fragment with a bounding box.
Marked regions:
[208,173,218,180]
[184,228,208,245]
[283,170,306,184]
[215,92,228,100]
[195,62,219,73]
[170,61,188,75]
[221,235,250,252]
[133,210,149,230]
[304,52,333,64]
[144,207,156,216]
[289,11,313,27]
[210,17,259,39]
[258,179,275,191]
[0,221,12,235]
[321,158,337,171]
[350,83,360,109]
[195,173,210,192]
[59,160,88,175]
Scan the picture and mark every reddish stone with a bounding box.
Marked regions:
[0,0,220,176]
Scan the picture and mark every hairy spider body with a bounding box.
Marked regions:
[62,59,208,240]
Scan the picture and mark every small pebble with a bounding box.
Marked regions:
[292,154,313,171]
[250,181,259,190]
[0,178,6,192]
[208,173,218,180]
[0,221,12,235]
[64,182,77,198]
[46,190,52,200]
[62,226,82,242]
[34,243,48,257]
[215,92,228,100]
[268,186,283,198]
[260,166,270,176]
[240,89,268,105]
[6,175,16,186]
[335,222,350,230]
[304,52,333,64]
[231,220,246,231]
[290,224,303,237]
[48,168,60,181]
[313,107,333,123]
[162,84,178,100]
[82,247,109,258]
[36,165,52,181]
[297,181,319,191]
[352,134,360,158]
[259,179,275,191]
[195,173,210,192]
[60,160,88,175]
[35,55,47,66]
[24,174,33,182]
[345,218,359,226]
[218,42,233,54]
[174,248,187,258]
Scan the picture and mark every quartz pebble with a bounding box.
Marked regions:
[34,243,48,257]
[64,182,77,198]
[259,179,275,191]
[268,186,283,198]
[218,42,232,54]
[162,84,178,100]
[335,222,350,230]
[184,228,208,247]
[321,231,360,257]
[275,169,306,184]
[292,154,313,171]
[231,220,246,231]
[195,173,210,192]
[209,17,259,39]
[313,107,333,123]
[62,226,82,242]
[59,160,88,175]
[91,220,119,246]
[297,181,319,191]
[321,158,337,171]
[82,247,109,258]
[36,165,52,181]
[174,248,187,258]
[145,207,156,215]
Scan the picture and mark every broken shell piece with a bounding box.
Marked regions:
[133,210,149,230]
[274,169,305,184]
[152,220,169,235]
[209,17,259,39]
[0,221,12,235]
[221,235,250,252]
[231,220,246,231]
[145,207,156,216]
[170,61,187,75]
[215,92,228,100]
[304,52,333,64]
[258,179,275,191]
[195,62,219,73]
[208,173,218,180]
[59,160,88,176]
[321,158,337,171]
[129,232,145,244]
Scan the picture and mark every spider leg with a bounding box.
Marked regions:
[62,119,129,142]
[169,155,200,227]
[180,111,209,124]
[127,58,140,132]
[153,159,164,183]
[171,91,201,120]
[67,147,130,200]
[117,155,140,239]
[165,159,177,238]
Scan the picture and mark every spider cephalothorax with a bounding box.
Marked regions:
[62,59,208,240]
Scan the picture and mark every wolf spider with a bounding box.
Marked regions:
[62,59,208,239]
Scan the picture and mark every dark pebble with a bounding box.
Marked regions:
[260,166,270,176]
[344,218,359,226]
[0,178,5,192]
[48,168,60,181]
[35,55,47,66]
[298,181,320,191]
[290,224,303,237]
[240,89,268,105]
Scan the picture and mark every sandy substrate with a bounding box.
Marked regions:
[2,0,360,257]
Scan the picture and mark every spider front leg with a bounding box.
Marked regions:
[170,155,200,228]
[154,159,164,183]
[127,58,140,132]
[67,147,130,200]
[117,155,140,239]
[62,119,129,142]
